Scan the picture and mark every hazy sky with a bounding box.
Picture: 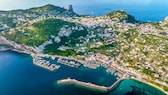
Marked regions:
[0,0,164,10]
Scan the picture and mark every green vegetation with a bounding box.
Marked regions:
[142,69,155,78]
[107,10,136,23]
[32,18,75,37]
[30,4,66,13]
[0,6,168,93]
[119,26,168,65]
[120,28,139,43]
[64,29,88,47]
[130,66,140,70]
[160,44,168,53]
[144,79,168,92]
[0,17,16,28]
[44,29,88,54]
[150,22,164,30]
[45,49,83,57]
[3,18,75,46]
[87,41,120,57]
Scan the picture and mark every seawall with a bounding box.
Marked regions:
[57,77,127,93]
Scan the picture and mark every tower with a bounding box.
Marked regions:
[67,5,73,12]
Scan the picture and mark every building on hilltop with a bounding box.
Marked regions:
[67,5,73,12]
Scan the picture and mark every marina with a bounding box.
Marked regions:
[0,50,167,95]
[32,55,60,71]
[58,58,81,68]
[83,61,100,69]
[32,54,83,71]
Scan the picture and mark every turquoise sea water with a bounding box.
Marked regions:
[0,50,166,95]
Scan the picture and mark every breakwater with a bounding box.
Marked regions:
[57,75,128,93]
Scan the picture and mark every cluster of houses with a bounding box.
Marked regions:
[1,7,168,89]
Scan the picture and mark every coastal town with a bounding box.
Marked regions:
[0,4,168,94]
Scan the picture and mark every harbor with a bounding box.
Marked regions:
[32,54,83,71]
[0,35,167,94]
[32,55,60,71]
[0,50,167,95]
[83,61,100,69]
[58,58,81,68]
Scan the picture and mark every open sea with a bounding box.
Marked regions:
[0,50,166,95]
[70,1,168,22]
[74,6,168,22]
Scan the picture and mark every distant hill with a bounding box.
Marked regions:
[0,4,79,28]
[106,10,137,23]
[28,4,78,16]
[29,4,66,12]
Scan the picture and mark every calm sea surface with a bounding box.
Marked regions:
[0,51,166,95]
[72,3,168,22]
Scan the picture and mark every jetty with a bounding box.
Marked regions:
[57,74,129,93]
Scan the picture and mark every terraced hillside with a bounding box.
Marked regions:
[0,4,168,92]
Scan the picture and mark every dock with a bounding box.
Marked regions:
[57,74,129,93]
[58,58,81,68]
[33,55,60,71]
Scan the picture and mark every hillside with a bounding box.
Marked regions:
[0,5,168,92]
[107,10,137,23]
[2,18,76,46]
[0,4,78,28]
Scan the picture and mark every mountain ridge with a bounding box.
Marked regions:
[106,10,137,23]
